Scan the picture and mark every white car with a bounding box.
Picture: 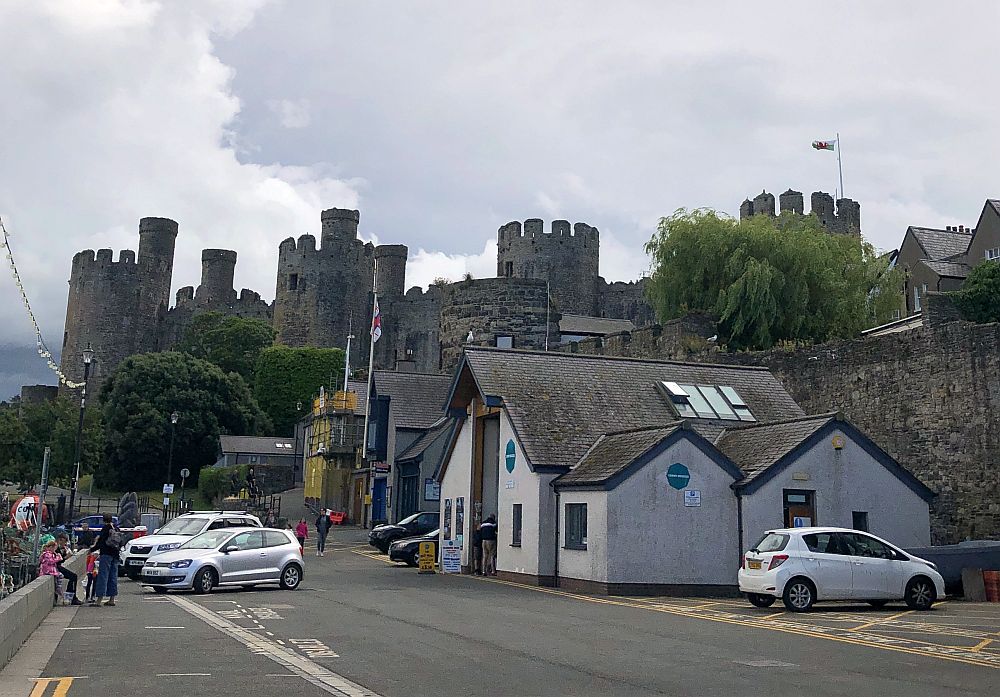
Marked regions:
[738,526,945,612]
[121,511,261,578]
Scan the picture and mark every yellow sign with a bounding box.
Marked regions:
[831,435,845,450]
[418,541,436,573]
[363,494,372,505]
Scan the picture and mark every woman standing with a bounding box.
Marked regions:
[294,518,308,554]
[89,512,121,606]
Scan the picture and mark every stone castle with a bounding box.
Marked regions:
[740,189,861,236]
[59,208,652,389]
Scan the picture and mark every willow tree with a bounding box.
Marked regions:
[645,209,902,350]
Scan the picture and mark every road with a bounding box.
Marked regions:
[5,529,998,697]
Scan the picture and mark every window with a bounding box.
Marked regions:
[504,261,514,276]
[782,489,815,528]
[750,532,788,552]
[803,532,843,554]
[511,504,522,546]
[891,309,901,320]
[265,530,291,547]
[228,531,263,550]
[986,247,1000,261]
[661,383,756,421]
[698,386,737,420]
[852,511,869,532]
[845,533,895,560]
[565,503,587,549]
[288,273,299,290]
[495,335,514,349]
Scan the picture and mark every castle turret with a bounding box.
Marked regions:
[320,208,360,250]
[752,191,776,217]
[375,244,408,302]
[810,192,836,228]
[835,198,861,235]
[779,189,804,215]
[197,249,237,305]
[739,199,754,220]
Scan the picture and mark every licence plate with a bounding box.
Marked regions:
[128,559,144,566]
[747,560,762,570]
[144,568,162,576]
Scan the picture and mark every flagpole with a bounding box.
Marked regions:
[836,132,844,199]
[362,264,378,455]
[343,314,353,393]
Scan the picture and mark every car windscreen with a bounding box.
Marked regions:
[180,530,233,549]
[397,512,421,525]
[156,517,210,536]
[750,532,789,553]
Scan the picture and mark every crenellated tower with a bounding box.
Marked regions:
[740,189,861,236]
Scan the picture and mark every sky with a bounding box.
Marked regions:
[1,1,998,399]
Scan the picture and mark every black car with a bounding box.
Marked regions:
[389,529,440,566]
[369,511,439,553]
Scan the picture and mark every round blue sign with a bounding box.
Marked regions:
[505,440,516,473]
[666,463,690,490]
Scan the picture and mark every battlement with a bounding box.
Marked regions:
[72,248,138,269]
[740,188,861,235]
[497,219,600,243]
[176,286,195,304]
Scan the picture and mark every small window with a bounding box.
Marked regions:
[852,511,869,532]
[846,533,893,559]
[511,504,522,546]
[750,532,788,552]
[986,247,1000,261]
[913,286,922,312]
[229,531,263,550]
[495,335,514,349]
[288,273,299,290]
[891,309,901,320]
[565,503,587,550]
[504,261,514,276]
[265,530,290,547]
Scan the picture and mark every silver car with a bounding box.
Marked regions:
[140,527,303,594]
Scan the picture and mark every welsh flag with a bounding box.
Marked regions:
[371,295,382,343]
[812,139,836,151]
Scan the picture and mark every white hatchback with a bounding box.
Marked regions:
[738,527,945,612]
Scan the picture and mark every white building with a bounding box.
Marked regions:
[437,347,933,594]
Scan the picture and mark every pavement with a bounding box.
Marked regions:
[3,527,998,697]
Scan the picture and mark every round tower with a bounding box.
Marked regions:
[197,249,237,305]
[136,217,178,349]
[320,208,360,250]
[374,244,408,301]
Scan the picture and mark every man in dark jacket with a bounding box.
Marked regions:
[89,512,120,606]
[479,515,498,576]
[315,509,331,557]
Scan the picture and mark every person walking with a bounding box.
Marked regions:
[89,512,121,606]
[55,533,82,605]
[315,509,331,557]
[295,518,308,554]
[479,514,498,576]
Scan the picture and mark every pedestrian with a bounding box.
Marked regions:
[295,518,308,554]
[75,520,95,551]
[479,514,498,576]
[264,508,276,527]
[84,552,98,602]
[472,526,483,575]
[55,533,82,605]
[89,512,122,606]
[246,467,259,499]
[39,540,63,604]
[315,509,331,557]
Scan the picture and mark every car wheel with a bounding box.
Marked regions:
[782,578,815,612]
[279,563,302,590]
[193,567,215,594]
[904,576,936,610]
[152,586,168,594]
[747,593,776,608]
[867,600,889,608]
[406,551,419,567]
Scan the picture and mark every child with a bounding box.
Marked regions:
[85,552,99,602]
[295,518,308,554]
[39,540,62,603]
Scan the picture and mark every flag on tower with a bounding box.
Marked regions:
[371,295,382,343]
[812,139,836,151]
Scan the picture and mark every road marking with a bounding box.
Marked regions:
[760,612,785,620]
[167,595,380,697]
[852,610,913,632]
[30,678,75,697]
[64,626,101,630]
[734,659,797,667]
[349,550,398,566]
[156,673,211,676]
[971,635,997,652]
[144,626,186,629]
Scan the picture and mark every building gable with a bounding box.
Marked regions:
[966,199,1000,266]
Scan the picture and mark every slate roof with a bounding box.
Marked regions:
[459,347,804,470]
[714,413,837,485]
[397,417,457,461]
[559,314,635,336]
[909,226,972,261]
[554,424,683,487]
[345,379,368,416]
[920,259,972,279]
[372,371,452,429]
[990,199,1000,217]
[219,435,296,456]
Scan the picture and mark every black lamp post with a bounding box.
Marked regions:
[166,411,179,486]
[67,343,94,523]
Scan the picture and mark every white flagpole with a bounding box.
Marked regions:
[362,263,378,455]
[836,132,844,199]
[343,314,353,393]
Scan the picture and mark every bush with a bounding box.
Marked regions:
[198,464,246,504]
[952,261,1000,324]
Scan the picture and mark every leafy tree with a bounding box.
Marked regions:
[645,209,902,350]
[952,261,1000,323]
[431,277,450,288]
[176,311,276,384]
[98,352,271,491]
[0,398,102,487]
[253,346,346,436]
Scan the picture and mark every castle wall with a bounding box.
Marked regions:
[383,286,443,373]
[741,189,861,237]
[599,279,655,326]
[496,219,600,316]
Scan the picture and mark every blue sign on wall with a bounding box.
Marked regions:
[666,463,691,490]
[505,439,516,473]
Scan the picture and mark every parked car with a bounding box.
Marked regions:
[389,528,440,566]
[121,511,261,579]
[369,512,439,554]
[738,527,945,612]
[140,527,303,594]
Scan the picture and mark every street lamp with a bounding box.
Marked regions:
[166,411,179,487]
[67,343,94,523]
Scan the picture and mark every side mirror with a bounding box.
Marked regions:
[223,545,239,554]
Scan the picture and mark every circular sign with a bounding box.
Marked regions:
[666,463,690,490]
[180,468,191,479]
[505,440,516,473]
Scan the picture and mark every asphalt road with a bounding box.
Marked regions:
[11,529,1000,697]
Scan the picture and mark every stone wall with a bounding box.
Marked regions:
[600,279,655,326]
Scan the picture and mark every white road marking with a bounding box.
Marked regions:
[168,595,380,697]
[64,627,101,631]
[156,673,211,677]
[144,626,186,629]
[735,659,798,668]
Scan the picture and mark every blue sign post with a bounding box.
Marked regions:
[505,440,516,473]
[666,463,691,490]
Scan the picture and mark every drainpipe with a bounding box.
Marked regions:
[552,484,560,588]
[735,488,745,564]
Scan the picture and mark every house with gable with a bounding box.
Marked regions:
[437,347,933,594]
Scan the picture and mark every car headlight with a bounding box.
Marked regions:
[157,543,182,552]
[169,559,193,569]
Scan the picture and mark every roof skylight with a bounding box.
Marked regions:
[660,382,756,422]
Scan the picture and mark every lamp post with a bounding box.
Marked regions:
[67,343,94,524]
[166,411,179,486]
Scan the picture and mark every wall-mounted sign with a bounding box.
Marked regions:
[505,480,515,490]
[424,478,441,501]
[505,439,516,473]
[793,516,812,527]
[831,435,845,450]
[792,472,811,481]
[683,490,702,507]
[666,463,691,490]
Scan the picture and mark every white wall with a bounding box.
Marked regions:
[438,413,473,567]
[496,411,544,576]
[741,428,932,549]
[604,439,740,585]
[557,491,608,582]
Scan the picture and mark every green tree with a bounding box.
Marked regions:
[98,352,271,491]
[951,261,1000,323]
[645,209,902,350]
[176,312,276,384]
[0,398,103,487]
[254,346,346,436]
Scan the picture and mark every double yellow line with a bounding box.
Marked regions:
[29,678,75,697]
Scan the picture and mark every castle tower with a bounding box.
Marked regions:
[739,199,754,220]
[496,218,600,316]
[810,192,836,228]
[752,191,776,217]
[779,189,804,215]
[196,249,238,306]
[320,208,360,250]
[375,245,408,302]
[835,198,861,236]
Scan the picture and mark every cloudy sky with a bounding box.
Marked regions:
[1,1,997,398]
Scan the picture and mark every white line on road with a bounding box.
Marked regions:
[167,595,379,697]
[144,626,186,629]
[156,673,211,677]
[64,627,101,630]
